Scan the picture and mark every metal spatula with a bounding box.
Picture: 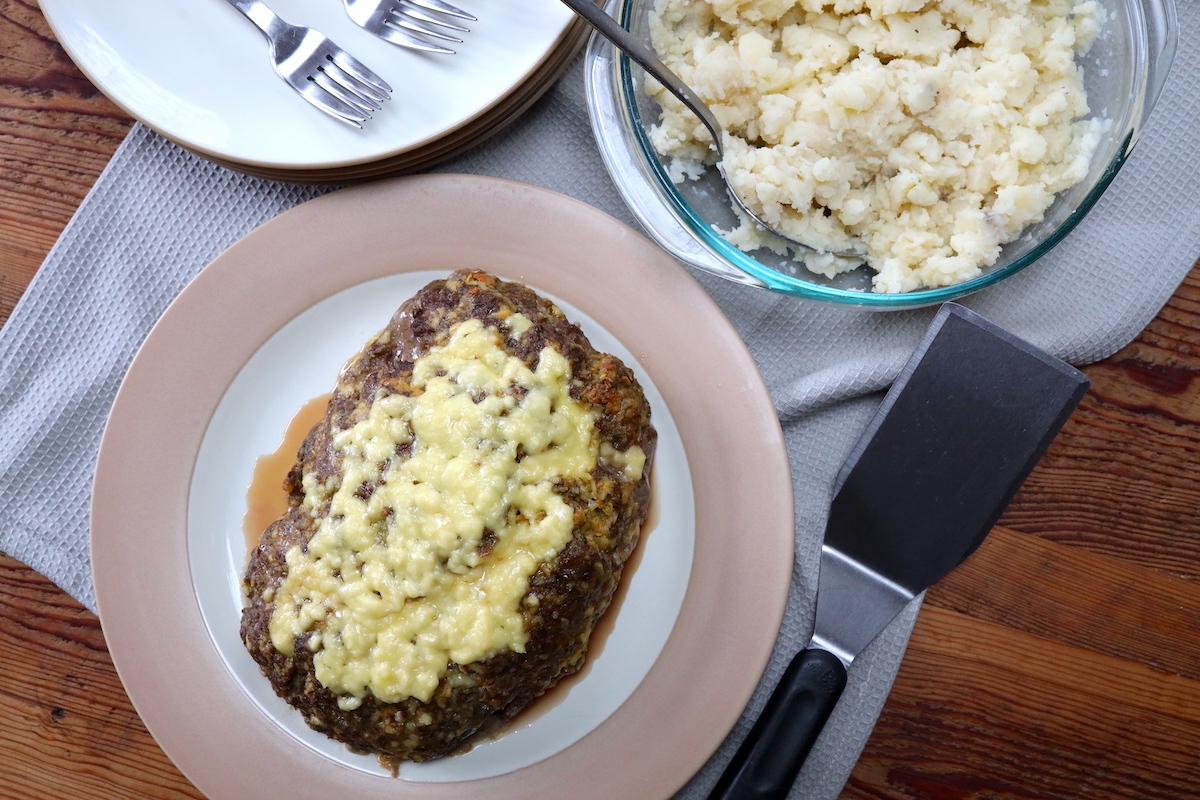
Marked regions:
[709,303,1090,800]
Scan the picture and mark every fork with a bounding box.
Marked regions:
[222,0,392,127]
[343,0,476,54]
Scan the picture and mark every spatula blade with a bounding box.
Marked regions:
[813,303,1090,662]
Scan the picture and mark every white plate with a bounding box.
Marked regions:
[40,0,575,169]
[188,271,695,781]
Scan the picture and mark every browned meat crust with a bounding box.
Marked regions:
[240,270,656,763]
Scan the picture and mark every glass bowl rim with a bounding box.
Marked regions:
[613,0,1146,307]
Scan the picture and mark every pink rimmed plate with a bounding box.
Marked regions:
[91,175,793,799]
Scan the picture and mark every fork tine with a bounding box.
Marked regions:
[405,0,476,21]
[298,79,370,127]
[315,66,382,113]
[392,13,465,42]
[321,57,389,107]
[375,24,456,54]
[324,51,393,99]
[398,5,470,32]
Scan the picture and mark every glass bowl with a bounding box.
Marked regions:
[585,0,1178,309]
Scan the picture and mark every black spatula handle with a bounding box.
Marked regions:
[707,647,847,800]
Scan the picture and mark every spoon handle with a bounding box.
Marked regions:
[557,0,723,153]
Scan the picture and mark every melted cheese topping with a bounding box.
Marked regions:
[267,318,644,707]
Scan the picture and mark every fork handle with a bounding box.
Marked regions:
[221,0,284,39]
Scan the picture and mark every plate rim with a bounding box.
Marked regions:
[90,174,794,799]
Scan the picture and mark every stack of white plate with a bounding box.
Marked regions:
[40,0,587,182]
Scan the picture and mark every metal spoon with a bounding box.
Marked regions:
[559,0,857,257]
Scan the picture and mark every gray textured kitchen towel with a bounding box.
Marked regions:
[1,6,1198,797]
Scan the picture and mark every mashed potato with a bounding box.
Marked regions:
[648,0,1105,293]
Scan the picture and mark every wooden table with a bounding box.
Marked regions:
[2,4,1198,798]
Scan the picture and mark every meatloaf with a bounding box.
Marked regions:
[240,270,656,763]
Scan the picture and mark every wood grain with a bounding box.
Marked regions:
[0,3,1198,799]
[844,606,1200,800]
[0,0,132,328]
[0,554,202,799]
[927,526,1200,681]
[997,267,1200,577]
